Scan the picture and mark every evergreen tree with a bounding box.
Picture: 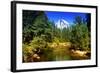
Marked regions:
[73,16,83,25]
[23,10,53,43]
[70,22,90,50]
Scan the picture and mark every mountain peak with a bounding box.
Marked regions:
[55,19,69,29]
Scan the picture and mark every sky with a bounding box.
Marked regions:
[45,11,88,25]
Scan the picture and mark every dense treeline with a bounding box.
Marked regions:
[22,10,91,62]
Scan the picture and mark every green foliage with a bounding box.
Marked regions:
[23,11,39,43]
[70,24,90,50]
[23,11,53,43]
[62,28,71,42]
[30,37,46,49]
[22,43,33,62]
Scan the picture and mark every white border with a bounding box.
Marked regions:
[16,3,96,70]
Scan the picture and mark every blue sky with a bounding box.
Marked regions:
[45,11,87,25]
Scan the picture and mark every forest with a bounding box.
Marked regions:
[22,10,91,63]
